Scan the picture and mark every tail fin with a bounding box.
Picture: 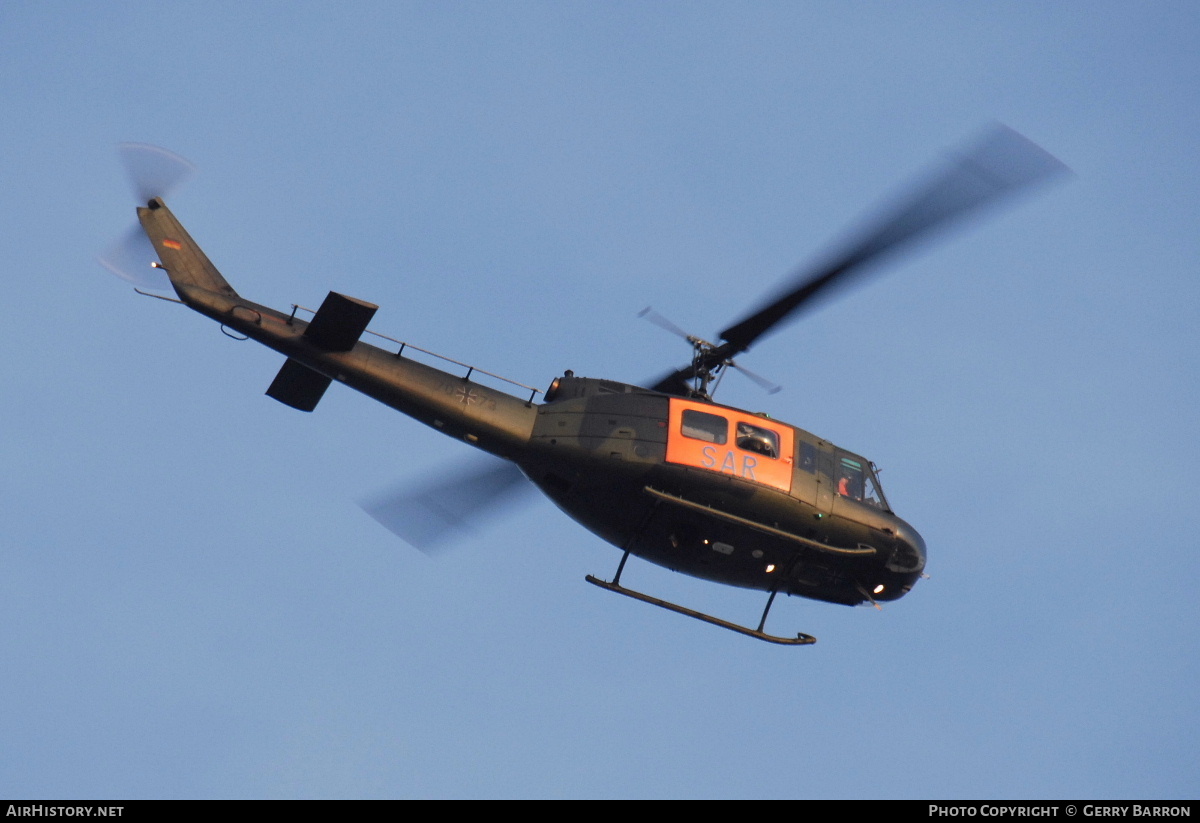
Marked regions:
[136,198,239,299]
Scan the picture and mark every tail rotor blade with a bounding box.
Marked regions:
[96,224,171,290]
[118,143,195,205]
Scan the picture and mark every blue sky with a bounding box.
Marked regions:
[1,2,1197,799]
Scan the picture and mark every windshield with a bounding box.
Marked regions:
[835,454,889,510]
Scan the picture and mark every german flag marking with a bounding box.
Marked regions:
[162,238,182,250]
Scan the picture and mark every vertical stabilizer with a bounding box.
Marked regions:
[136,198,238,299]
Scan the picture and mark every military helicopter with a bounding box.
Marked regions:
[101,127,1065,644]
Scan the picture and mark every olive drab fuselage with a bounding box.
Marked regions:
[524,375,925,606]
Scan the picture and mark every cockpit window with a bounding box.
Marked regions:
[836,454,888,509]
[837,457,865,500]
[735,422,779,459]
[862,472,886,509]
[680,410,728,444]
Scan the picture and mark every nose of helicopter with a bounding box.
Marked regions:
[889,520,927,573]
[866,519,926,601]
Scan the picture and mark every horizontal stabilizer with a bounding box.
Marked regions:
[304,291,378,352]
[266,358,333,412]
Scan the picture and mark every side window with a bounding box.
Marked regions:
[818,456,835,485]
[681,410,728,444]
[837,456,865,500]
[735,421,779,459]
[799,441,817,473]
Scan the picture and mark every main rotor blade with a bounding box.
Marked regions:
[730,361,782,394]
[648,367,696,396]
[719,125,1068,353]
[638,306,693,342]
[360,458,533,554]
[647,360,781,396]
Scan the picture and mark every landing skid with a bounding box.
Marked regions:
[586,551,816,646]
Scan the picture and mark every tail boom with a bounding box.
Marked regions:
[136,199,537,460]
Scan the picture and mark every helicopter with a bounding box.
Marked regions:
[101,126,1065,645]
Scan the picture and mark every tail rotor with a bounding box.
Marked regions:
[98,143,196,289]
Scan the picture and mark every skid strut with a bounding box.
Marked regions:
[586,551,816,646]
